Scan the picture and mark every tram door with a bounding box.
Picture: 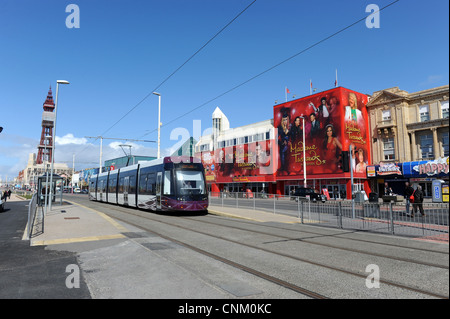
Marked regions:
[156,172,162,210]
[124,176,129,206]
[99,180,104,201]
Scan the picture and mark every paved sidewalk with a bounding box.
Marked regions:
[29,200,127,247]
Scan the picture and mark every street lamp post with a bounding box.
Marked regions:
[152,92,161,158]
[48,80,69,212]
[43,135,51,215]
[299,116,307,188]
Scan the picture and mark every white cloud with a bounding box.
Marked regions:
[420,75,443,86]
[56,133,88,145]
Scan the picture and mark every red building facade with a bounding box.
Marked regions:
[196,87,372,199]
[273,87,371,199]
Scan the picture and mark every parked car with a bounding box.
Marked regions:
[0,198,4,212]
[74,188,81,193]
[293,187,326,203]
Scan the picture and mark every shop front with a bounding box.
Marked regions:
[403,157,449,199]
[367,157,449,200]
[366,162,406,196]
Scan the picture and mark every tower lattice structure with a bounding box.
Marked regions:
[36,87,55,165]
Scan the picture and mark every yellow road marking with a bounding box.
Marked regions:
[96,211,129,232]
[64,199,129,232]
[31,234,126,246]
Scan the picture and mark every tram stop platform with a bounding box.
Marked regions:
[29,200,127,247]
[28,201,302,247]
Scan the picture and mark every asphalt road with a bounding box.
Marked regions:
[0,198,91,298]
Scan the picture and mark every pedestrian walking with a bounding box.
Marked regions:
[7,189,11,199]
[411,185,425,217]
[2,190,7,202]
[404,182,414,216]
[384,182,393,196]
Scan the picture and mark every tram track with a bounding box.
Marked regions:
[202,213,449,256]
[93,206,328,299]
[69,197,449,299]
[183,214,449,270]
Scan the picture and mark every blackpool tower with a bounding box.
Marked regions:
[36,86,55,164]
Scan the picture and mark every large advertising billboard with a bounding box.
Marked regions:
[273,87,371,178]
[200,139,276,184]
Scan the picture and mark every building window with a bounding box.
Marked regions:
[419,105,430,122]
[441,101,449,119]
[199,144,210,152]
[443,132,449,157]
[213,118,221,132]
[382,109,391,122]
[383,138,395,160]
[420,134,434,159]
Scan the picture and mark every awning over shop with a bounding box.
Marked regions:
[403,157,449,178]
[367,157,449,179]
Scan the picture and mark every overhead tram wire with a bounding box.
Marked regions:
[73,0,257,159]
[139,0,401,139]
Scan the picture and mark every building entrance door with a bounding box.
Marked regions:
[326,184,346,200]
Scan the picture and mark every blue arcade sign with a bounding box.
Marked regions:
[402,157,449,178]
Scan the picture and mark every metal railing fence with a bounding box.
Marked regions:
[208,192,449,242]
[25,193,38,240]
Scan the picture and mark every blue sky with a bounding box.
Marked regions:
[0,0,448,183]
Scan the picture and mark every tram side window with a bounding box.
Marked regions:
[99,179,106,192]
[109,178,117,193]
[139,175,147,194]
[129,176,136,194]
[139,173,156,195]
[119,177,124,193]
[148,173,155,195]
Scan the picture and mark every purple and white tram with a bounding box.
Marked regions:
[89,156,208,212]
